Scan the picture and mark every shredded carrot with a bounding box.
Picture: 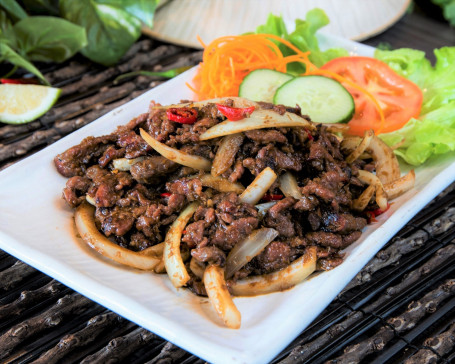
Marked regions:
[190,33,386,134]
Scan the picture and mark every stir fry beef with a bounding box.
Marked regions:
[56,99,373,295]
[183,192,259,251]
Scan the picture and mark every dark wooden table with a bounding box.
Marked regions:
[0,3,454,363]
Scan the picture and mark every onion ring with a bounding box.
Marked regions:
[140,128,211,171]
[74,202,160,270]
[204,264,241,329]
[230,246,317,296]
[163,202,199,288]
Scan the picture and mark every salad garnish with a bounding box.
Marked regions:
[191,8,455,165]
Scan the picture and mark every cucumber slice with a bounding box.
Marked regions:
[273,75,354,124]
[239,69,293,103]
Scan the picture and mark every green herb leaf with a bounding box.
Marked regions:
[431,0,455,26]
[0,9,13,34]
[60,0,141,66]
[0,40,49,84]
[12,16,87,63]
[95,0,160,28]
[0,0,28,23]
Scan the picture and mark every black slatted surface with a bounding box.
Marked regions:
[1,5,455,364]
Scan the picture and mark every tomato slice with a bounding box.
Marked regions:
[321,57,423,136]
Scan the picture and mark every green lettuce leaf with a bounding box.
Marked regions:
[377,47,455,165]
[254,9,348,74]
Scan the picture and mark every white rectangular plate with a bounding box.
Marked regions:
[0,35,454,364]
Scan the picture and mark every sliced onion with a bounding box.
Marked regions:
[112,157,145,171]
[140,242,165,256]
[140,128,211,171]
[194,173,245,194]
[384,170,415,200]
[153,259,166,274]
[199,109,315,141]
[279,172,302,199]
[85,194,96,206]
[211,133,244,177]
[163,202,199,288]
[341,136,362,153]
[239,167,278,205]
[357,170,388,211]
[368,135,400,185]
[204,265,241,329]
[324,123,351,134]
[345,130,374,164]
[230,246,317,297]
[225,228,279,279]
[190,257,205,279]
[352,184,375,211]
[255,201,277,219]
[74,202,160,270]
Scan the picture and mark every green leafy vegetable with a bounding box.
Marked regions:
[377,47,455,165]
[60,0,142,66]
[95,0,160,28]
[288,9,348,67]
[0,40,48,84]
[254,9,348,74]
[0,0,28,22]
[12,16,87,63]
[0,0,161,83]
[431,0,455,26]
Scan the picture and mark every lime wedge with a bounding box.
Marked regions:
[0,84,61,124]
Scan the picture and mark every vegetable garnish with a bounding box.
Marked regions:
[190,33,311,100]
[216,104,255,121]
[166,107,198,124]
[261,194,284,201]
[0,84,61,124]
[1,78,40,84]
[320,57,423,136]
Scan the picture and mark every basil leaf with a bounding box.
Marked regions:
[60,0,141,66]
[96,0,160,28]
[0,0,28,23]
[0,40,49,84]
[0,10,13,34]
[13,16,87,63]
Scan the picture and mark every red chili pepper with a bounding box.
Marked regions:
[166,107,198,124]
[160,192,172,198]
[216,104,255,121]
[365,203,391,223]
[305,128,313,141]
[371,203,391,217]
[1,78,39,84]
[261,194,284,202]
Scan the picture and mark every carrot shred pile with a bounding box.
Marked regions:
[190,33,385,133]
